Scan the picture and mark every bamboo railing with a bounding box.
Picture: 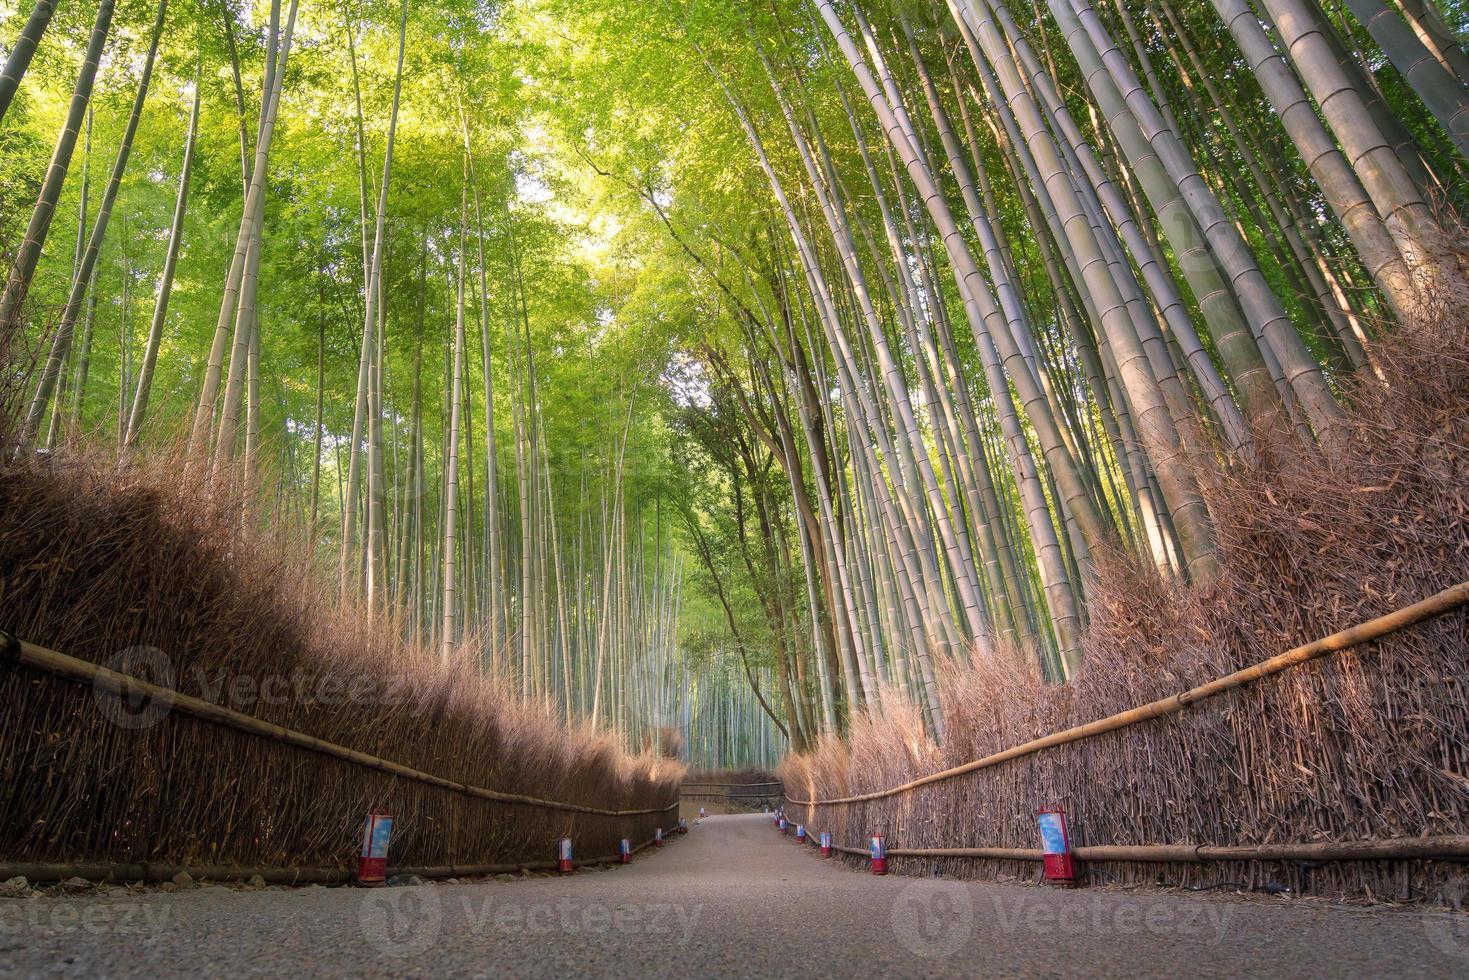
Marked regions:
[796,833,1469,863]
[0,830,680,885]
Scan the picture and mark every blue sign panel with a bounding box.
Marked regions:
[366,816,393,859]
[1037,812,1068,855]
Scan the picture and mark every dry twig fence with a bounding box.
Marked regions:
[0,631,680,884]
[680,779,785,809]
[784,582,1469,888]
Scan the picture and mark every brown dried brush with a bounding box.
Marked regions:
[0,441,682,873]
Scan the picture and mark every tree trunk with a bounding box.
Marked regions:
[1257,0,1466,296]
[339,0,409,600]
[125,61,199,448]
[1344,0,1469,158]
[442,173,469,661]
[22,0,166,445]
[1206,0,1419,322]
[0,0,56,126]
[0,0,114,342]
[191,0,297,455]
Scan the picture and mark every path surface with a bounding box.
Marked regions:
[3,813,1466,978]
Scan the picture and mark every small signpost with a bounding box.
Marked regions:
[357,813,393,886]
[869,834,887,875]
[557,837,574,874]
[1036,807,1077,884]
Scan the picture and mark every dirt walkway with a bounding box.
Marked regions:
[2,813,1465,978]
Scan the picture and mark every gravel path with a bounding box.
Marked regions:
[2,813,1466,978]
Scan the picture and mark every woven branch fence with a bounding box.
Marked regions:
[782,583,1469,902]
[679,768,785,812]
[0,630,680,880]
[0,456,680,882]
[679,779,785,812]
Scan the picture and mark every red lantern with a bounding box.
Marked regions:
[869,834,887,875]
[557,837,574,874]
[654,827,664,847]
[820,831,832,857]
[357,813,393,886]
[1036,807,1077,884]
[619,838,632,864]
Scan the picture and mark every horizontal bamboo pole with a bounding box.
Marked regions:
[679,792,785,800]
[680,781,784,788]
[788,581,1469,806]
[795,835,1469,864]
[889,847,1041,860]
[0,631,678,818]
[0,827,681,885]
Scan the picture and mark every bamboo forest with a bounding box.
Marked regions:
[2,0,1468,864]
